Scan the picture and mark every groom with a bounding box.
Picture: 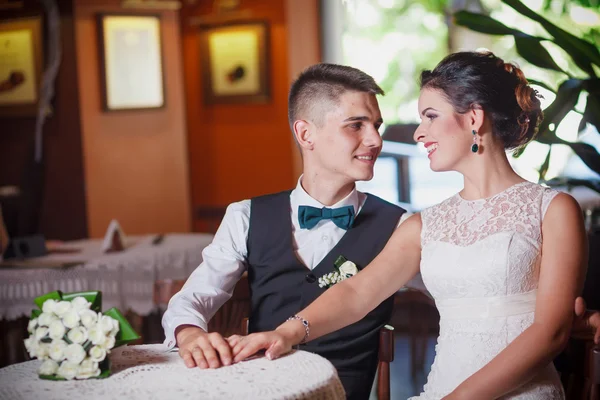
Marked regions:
[164,63,404,399]
[163,63,600,400]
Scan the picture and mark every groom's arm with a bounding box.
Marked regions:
[446,193,587,400]
[162,201,250,367]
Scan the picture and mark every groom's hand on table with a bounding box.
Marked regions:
[573,297,600,344]
[175,325,233,368]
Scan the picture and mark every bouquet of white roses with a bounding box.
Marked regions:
[24,291,139,380]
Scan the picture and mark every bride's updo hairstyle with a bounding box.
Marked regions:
[420,51,543,150]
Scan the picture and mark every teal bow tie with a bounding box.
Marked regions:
[298,205,355,230]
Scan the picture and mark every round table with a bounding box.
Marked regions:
[0,344,346,400]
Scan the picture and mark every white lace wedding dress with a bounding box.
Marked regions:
[409,181,565,399]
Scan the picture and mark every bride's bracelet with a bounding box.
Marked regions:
[286,315,310,344]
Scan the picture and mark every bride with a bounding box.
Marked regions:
[230,51,587,399]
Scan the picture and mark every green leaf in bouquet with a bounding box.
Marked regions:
[333,255,348,269]
[97,358,112,379]
[34,291,62,310]
[39,374,66,381]
[31,309,42,319]
[103,307,141,347]
[62,291,103,312]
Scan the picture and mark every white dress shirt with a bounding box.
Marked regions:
[162,177,369,349]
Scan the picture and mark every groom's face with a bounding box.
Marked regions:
[310,90,383,183]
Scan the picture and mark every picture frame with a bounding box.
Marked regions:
[0,16,43,117]
[199,21,270,105]
[97,14,165,111]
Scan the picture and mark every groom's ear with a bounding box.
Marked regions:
[294,119,314,150]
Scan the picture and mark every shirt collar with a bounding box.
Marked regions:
[290,175,360,216]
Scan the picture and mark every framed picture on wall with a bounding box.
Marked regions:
[97,14,165,111]
[0,16,43,118]
[200,21,270,105]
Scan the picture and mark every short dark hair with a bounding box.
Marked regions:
[420,51,543,150]
[288,63,384,132]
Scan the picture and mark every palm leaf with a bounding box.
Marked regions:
[502,0,600,75]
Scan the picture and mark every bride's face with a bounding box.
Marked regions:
[414,88,473,172]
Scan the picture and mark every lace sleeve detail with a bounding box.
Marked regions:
[419,207,432,245]
[541,188,561,219]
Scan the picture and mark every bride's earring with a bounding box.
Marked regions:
[471,129,479,153]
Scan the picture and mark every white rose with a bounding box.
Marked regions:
[338,261,358,278]
[24,337,39,358]
[103,335,116,351]
[36,343,50,359]
[71,296,91,312]
[62,310,80,329]
[38,359,59,376]
[24,337,34,353]
[110,319,120,337]
[28,318,38,333]
[98,315,116,333]
[38,312,57,327]
[48,320,66,340]
[67,326,88,344]
[89,345,107,362]
[57,361,79,380]
[79,309,98,328]
[54,301,72,316]
[76,359,100,379]
[42,299,58,314]
[35,327,49,341]
[88,325,106,345]
[64,343,86,364]
[48,339,67,362]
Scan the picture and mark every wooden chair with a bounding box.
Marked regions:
[559,332,600,400]
[241,317,394,400]
[377,324,395,400]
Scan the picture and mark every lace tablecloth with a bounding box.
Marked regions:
[0,344,345,400]
[0,234,212,320]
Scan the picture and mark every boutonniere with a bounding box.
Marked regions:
[318,255,359,288]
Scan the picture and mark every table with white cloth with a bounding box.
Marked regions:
[0,344,346,400]
[0,234,212,320]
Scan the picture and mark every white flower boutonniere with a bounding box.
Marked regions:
[318,255,359,288]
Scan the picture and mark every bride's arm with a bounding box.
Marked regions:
[446,193,588,400]
[232,213,423,361]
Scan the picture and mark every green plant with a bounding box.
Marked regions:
[454,0,600,188]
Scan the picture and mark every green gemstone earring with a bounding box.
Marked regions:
[471,129,479,153]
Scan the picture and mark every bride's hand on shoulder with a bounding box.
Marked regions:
[231,331,294,363]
